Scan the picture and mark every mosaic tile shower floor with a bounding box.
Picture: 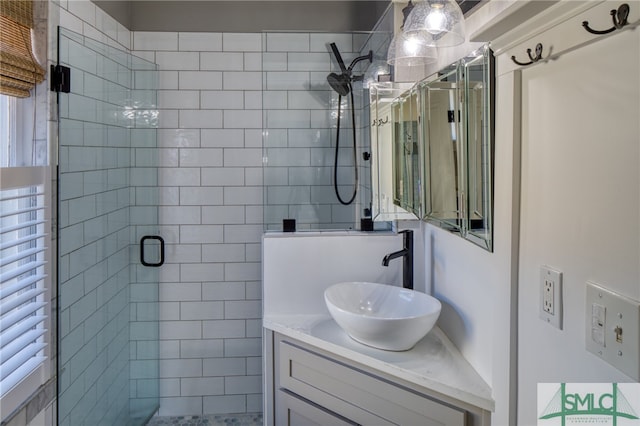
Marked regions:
[146,413,262,426]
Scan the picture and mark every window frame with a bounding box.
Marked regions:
[0,92,52,419]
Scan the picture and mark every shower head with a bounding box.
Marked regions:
[327,72,351,96]
[327,42,374,95]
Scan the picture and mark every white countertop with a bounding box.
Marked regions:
[264,314,495,412]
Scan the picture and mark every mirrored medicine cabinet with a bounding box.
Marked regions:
[370,45,494,251]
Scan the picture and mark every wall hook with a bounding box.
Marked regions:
[582,3,630,35]
[511,43,544,66]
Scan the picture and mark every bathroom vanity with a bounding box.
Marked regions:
[264,319,493,426]
[262,233,494,426]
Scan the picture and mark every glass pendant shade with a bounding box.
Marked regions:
[404,0,466,47]
[386,31,438,67]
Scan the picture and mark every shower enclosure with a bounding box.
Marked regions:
[262,32,378,231]
[261,20,393,231]
[56,28,160,425]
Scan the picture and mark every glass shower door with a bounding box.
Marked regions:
[56,27,160,426]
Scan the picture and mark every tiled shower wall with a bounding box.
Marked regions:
[132,32,265,416]
[132,30,378,416]
[262,32,369,231]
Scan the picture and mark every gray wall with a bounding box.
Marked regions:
[93,1,388,32]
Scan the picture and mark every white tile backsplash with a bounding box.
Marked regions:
[201,206,246,225]
[179,33,223,52]
[223,148,263,167]
[180,378,225,396]
[203,395,245,415]
[179,187,224,206]
[223,110,262,129]
[222,187,263,206]
[222,71,262,91]
[243,53,262,71]
[158,90,200,109]
[310,33,353,53]
[180,263,224,282]
[287,52,331,72]
[266,33,309,52]
[203,357,246,376]
[179,71,223,90]
[179,225,224,244]
[155,51,200,70]
[160,282,202,302]
[201,90,244,109]
[223,338,261,357]
[179,301,224,320]
[200,168,245,187]
[134,32,178,51]
[201,52,244,71]
[201,129,244,148]
[222,33,262,52]
[265,71,309,91]
[202,281,246,300]
[179,110,223,129]
[180,339,224,359]
[202,320,246,339]
[179,148,223,167]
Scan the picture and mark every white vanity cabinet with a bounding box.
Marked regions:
[267,332,491,426]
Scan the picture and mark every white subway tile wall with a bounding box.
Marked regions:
[262,32,375,230]
[134,31,266,416]
[128,29,386,417]
[55,1,161,424]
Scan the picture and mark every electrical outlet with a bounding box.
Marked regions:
[543,279,554,314]
[540,266,562,329]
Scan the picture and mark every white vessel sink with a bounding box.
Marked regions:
[324,282,441,351]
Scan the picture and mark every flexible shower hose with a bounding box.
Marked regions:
[334,87,358,205]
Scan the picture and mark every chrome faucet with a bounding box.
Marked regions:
[382,230,413,290]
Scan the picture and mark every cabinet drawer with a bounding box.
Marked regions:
[278,390,357,426]
[279,340,466,426]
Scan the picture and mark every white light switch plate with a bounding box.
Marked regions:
[585,281,640,380]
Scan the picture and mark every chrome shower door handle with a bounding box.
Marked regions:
[140,235,165,267]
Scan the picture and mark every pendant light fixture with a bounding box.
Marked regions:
[387,0,438,67]
[404,0,466,47]
[386,31,438,66]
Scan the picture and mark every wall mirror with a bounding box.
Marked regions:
[421,45,494,251]
[370,44,494,251]
[370,82,418,222]
[392,87,421,216]
[462,47,494,251]
[419,64,462,233]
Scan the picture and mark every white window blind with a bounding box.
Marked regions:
[0,166,49,402]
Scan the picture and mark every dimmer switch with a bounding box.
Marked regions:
[585,281,640,380]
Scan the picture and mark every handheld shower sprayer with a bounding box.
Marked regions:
[326,44,373,96]
[326,43,373,206]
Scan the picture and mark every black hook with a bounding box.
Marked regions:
[582,3,630,35]
[511,43,544,66]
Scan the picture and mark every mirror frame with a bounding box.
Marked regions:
[419,64,463,233]
[370,82,418,222]
[460,46,495,251]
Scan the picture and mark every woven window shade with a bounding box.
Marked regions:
[0,0,45,98]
